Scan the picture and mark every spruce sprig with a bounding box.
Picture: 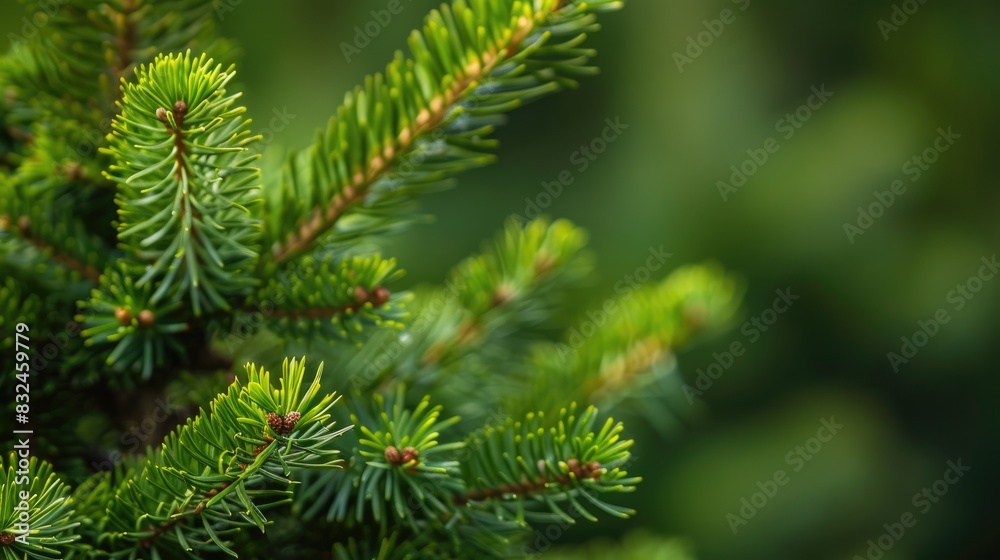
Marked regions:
[101,358,347,557]
[104,51,261,317]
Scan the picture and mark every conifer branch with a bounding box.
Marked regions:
[353,218,591,399]
[2,214,101,282]
[458,404,639,522]
[268,285,392,319]
[454,457,603,504]
[269,46,505,264]
[104,51,262,316]
[515,263,743,418]
[585,336,666,402]
[266,0,625,263]
[102,358,348,557]
[0,454,80,558]
[0,1,751,557]
[248,254,407,346]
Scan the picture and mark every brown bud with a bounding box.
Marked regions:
[114,307,132,325]
[384,445,402,464]
[173,100,187,114]
[253,444,268,456]
[266,412,283,433]
[155,107,168,122]
[282,411,301,432]
[17,215,30,235]
[353,286,369,303]
[0,532,15,545]
[401,446,419,463]
[566,458,580,472]
[585,461,602,479]
[64,161,82,181]
[137,309,155,327]
[371,286,391,306]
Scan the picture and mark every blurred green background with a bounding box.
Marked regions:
[3,1,997,558]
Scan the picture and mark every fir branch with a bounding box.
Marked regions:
[104,51,262,316]
[516,263,743,418]
[265,0,625,263]
[11,0,224,111]
[420,217,591,366]
[0,453,81,559]
[100,358,348,557]
[454,457,603,504]
[585,336,666,402]
[457,404,639,523]
[0,277,41,350]
[78,266,190,382]
[349,218,591,403]
[248,254,408,346]
[266,284,391,320]
[2,214,101,282]
[351,388,464,528]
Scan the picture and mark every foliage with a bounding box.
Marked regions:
[0,0,737,557]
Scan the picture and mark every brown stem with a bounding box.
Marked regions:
[153,100,206,258]
[266,285,391,319]
[137,425,280,549]
[155,101,189,177]
[453,458,602,505]
[137,481,229,549]
[421,254,554,366]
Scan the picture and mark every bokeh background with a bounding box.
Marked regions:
[3,1,997,558]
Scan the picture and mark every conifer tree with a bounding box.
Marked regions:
[0,1,742,558]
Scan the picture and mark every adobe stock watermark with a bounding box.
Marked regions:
[672,0,751,73]
[554,245,672,361]
[256,106,297,149]
[512,116,629,224]
[878,0,931,41]
[843,126,959,244]
[717,84,834,201]
[683,287,799,403]
[18,318,82,374]
[726,417,844,535]
[887,254,997,372]
[340,0,416,63]
[852,458,969,559]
